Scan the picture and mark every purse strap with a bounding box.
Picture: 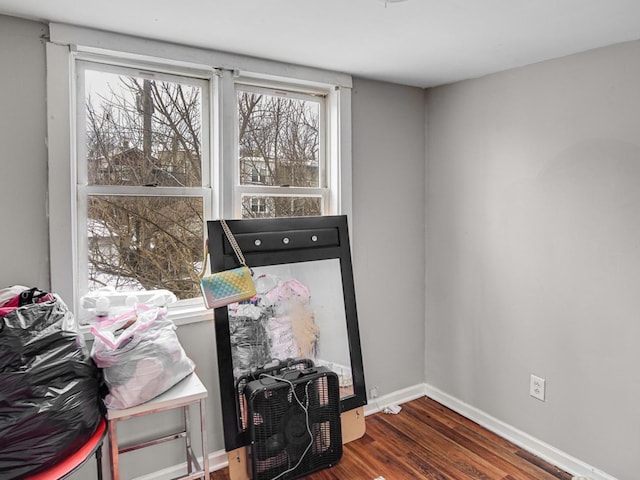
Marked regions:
[197,219,247,281]
[220,219,247,266]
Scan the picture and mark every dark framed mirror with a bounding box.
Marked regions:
[206,215,366,451]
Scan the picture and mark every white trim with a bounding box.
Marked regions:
[422,384,618,480]
[80,303,212,340]
[49,23,352,89]
[218,69,236,218]
[47,41,77,309]
[46,26,353,318]
[74,50,216,80]
[363,383,616,480]
[128,383,615,479]
[363,383,426,416]
[330,86,353,229]
[132,449,228,480]
[236,186,329,197]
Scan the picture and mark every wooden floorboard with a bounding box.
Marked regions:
[210,396,573,480]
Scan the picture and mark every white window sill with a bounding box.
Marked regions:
[80,301,213,340]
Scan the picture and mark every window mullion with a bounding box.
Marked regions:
[82,185,210,197]
[219,69,237,218]
[236,185,328,197]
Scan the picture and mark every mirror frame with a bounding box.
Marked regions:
[206,215,367,451]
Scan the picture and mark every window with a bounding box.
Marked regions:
[236,84,327,219]
[249,197,266,214]
[249,167,263,184]
[46,31,352,320]
[76,61,211,302]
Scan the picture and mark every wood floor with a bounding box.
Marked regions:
[210,396,573,480]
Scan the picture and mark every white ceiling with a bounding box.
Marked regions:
[2,0,640,88]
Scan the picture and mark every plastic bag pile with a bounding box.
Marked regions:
[0,287,102,479]
[90,303,195,409]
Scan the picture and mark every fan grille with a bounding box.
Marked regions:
[236,358,315,433]
[244,366,342,480]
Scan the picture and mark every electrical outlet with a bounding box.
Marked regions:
[530,374,546,401]
[370,386,379,399]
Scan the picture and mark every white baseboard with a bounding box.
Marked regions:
[363,383,426,416]
[132,449,228,480]
[135,383,617,480]
[422,383,618,480]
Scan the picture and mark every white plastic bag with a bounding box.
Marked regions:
[90,304,195,409]
[79,287,177,325]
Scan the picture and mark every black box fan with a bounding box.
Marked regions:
[244,366,343,480]
[236,358,316,434]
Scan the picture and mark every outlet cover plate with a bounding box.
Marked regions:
[530,374,546,401]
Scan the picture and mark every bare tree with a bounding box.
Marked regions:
[238,91,322,218]
[85,74,203,299]
[85,77,321,298]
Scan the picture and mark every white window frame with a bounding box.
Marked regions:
[234,81,329,217]
[75,58,214,302]
[46,25,352,324]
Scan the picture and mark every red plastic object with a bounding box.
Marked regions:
[25,417,107,480]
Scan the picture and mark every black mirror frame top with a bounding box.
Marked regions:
[206,215,367,452]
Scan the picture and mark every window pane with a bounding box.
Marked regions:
[241,195,322,218]
[238,90,320,188]
[87,195,204,300]
[84,69,202,187]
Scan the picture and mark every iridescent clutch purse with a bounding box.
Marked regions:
[200,265,256,309]
[199,220,256,309]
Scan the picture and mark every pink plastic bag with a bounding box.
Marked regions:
[90,304,195,409]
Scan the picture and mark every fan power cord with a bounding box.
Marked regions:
[259,373,314,480]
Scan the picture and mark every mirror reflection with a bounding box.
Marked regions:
[228,259,354,399]
[208,215,366,452]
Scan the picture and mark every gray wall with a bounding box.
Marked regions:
[352,78,426,397]
[0,14,426,479]
[0,16,49,289]
[12,7,637,479]
[426,40,640,480]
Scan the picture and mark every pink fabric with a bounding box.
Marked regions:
[0,290,55,317]
[0,306,17,317]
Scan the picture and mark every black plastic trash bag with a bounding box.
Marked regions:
[0,294,103,479]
